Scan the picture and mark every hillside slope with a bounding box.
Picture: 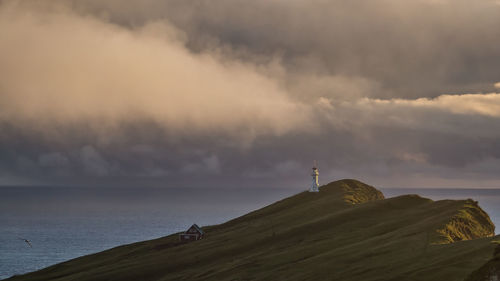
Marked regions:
[465,244,500,281]
[5,179,499,281]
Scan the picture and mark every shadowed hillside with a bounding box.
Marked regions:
[5,179,499,281]
[465,244,500,281]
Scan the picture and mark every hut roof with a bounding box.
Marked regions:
[189,224,204,234]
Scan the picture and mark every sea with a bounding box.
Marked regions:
[1,186,499,279]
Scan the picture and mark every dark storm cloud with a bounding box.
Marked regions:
[70,0,500,99]
[1,0,500,188]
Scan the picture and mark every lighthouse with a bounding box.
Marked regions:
[309,161,320,192]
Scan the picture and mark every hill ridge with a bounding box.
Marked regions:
[5,179,499,281]
[436,199,495,244]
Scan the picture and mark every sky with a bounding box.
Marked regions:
[1,0,500,188]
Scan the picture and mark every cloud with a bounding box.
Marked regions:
[0,1,311,141]
[80,145,110,176]
[364,93,500,117]
[38,152,70,168]
[1,0,500,188]
[182,155,221,174]
[70,0,500,100]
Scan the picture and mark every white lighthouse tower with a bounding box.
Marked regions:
[309,161,320,192]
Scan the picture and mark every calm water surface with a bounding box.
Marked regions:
[1,186,499,279]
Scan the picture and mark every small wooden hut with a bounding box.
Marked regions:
[179,224,204,242]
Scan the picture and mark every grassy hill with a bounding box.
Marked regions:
[465,243,500,281]
[5,179,500,281]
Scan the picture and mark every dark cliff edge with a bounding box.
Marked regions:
[4,179,499,281]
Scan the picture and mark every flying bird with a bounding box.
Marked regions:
[18,237,32,248]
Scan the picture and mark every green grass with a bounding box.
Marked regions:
[436,200,495,244]
[464,240,500,281]
[5,179,498,281]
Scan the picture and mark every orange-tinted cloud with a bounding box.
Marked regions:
[0,1,311,141]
